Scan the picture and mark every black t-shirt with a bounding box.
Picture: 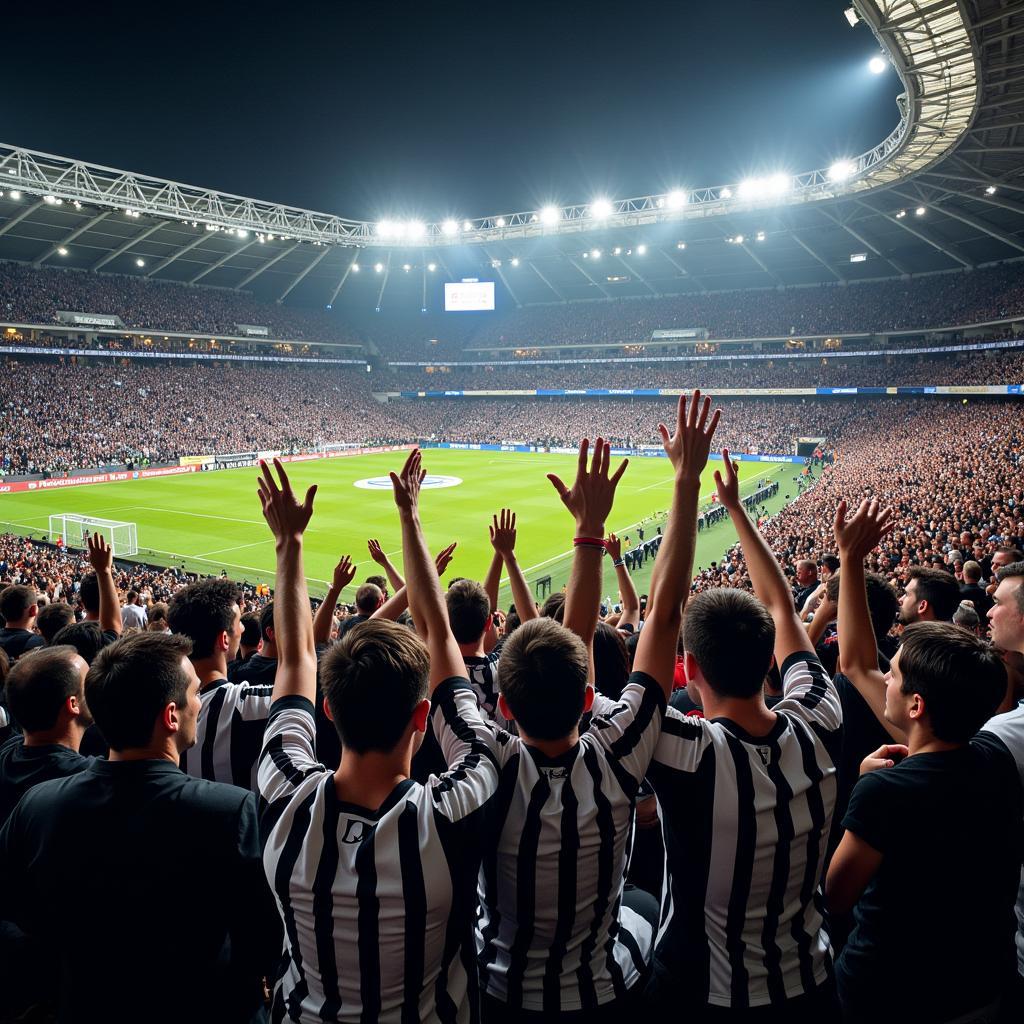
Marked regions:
[0,629,44,662]
[0,760,280,1024]
[337,613,369,639]
[0,736,92,826]
[959,582,993,617]
[835,735,1023,1019]
[229,652,278,687]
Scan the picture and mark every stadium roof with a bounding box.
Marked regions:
[0,0,1021,312]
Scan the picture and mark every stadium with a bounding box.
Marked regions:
[1,0,1024,1022]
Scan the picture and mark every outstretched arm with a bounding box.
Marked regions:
[391,450,465,689]
[312,555,355,646]
[490,508,539,623]
[367,539,405,594]
[606,532,640,632]
[87,534,121,637]
[371,544,456,622]
[549,439,629,682]
[715,450,811,667]
[634,391,720,700]
[257,459,318,704]
[834,499,904,742]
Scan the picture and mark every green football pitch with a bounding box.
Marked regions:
[0,450,807,604]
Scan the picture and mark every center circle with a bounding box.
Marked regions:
[353,474,463,491]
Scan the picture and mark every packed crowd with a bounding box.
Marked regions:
[387,344,1024,391]
[1,392,1023,1024]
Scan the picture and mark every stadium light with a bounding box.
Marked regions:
[734,235,744,244]
[427,262,436,272]
[896,209,907,218]
[441,219,459,236]
[376,220,398,239]
[73,200,82,209]
[665,189,687,211]
[636,244,647,255]
[589,198,613,219]
[915,206,926,216]
[237,229,248,239]
[828,160,856,182]
[135,258,145,267]
[719,187,733,199]
[406,220,426,239]
[374,262,384,272]
[676,241,687,250]
[613,246,622,255]
[844,7,859,27]
[869,56,887,75]
[57,247,68,256]
[351,262,360,272]
[510,257,520,266]
[8,190,20,200]
[756,230,766,242]
[985,185,997,195]
[402,263,412,272]
[591,248,602,259]
[495,216,506,228]
[462,219,473,231]
[540,205,560,225]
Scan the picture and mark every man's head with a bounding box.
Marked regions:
[167,578,242,662]
[259,602,276,647]
[126,590,139,607]
[51,621,107,665]
[953,601,982,634]
[818,554,840,580]
[365,574,388,599]
[354,583,384,617]
[35,601,76,643]
[988,563,1024,654]
[4,645,91,735]
[884,623,1005,743]
[446,579,490,646]
[0,584,39,629]
[319,619,430,755]
[825,571,898,640]
[79,572,100,618]
[795,560,818,587]
[498,617,591,740]
[238,612,261,652]
[540,592,566,622]
[86,632,199,753]
[962,560,983,585]
[898,567,961,624]
[681,589,775,702]
[992,547,1024,575]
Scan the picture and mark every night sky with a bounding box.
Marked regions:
[5,1,901,222]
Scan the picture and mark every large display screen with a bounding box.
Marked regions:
[444,281,495,311]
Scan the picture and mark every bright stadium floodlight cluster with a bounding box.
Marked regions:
[737,174,791,200]
[828,159,857,182]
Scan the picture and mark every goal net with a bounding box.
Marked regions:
[48,514,139,557]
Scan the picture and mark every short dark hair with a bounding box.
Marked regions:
[962,560,983,584]
[446,580,490,644]
[540,592,566,623]
[907,567,961,622]
[593,622,630,702]
[354,583,383,615]
[365,574,387,593]
[148,602,169,625]
[0,585,37,623]
[79,572,100,615]
[499,617,588,740]
[36,602,76,643]
[826,571,898,639]
[683,589,775,698]
[239,612,261,648]
[167,578,239,659]
[86,632,193,751]
[898,623,1005,743]
[258,602,275,644]
[319,619,428,754]
[996,562,1024,613]
[4,645,83,733]
[819,554,840,574]
[51,621,108,664]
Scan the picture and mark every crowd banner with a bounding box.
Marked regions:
[398,384,1024,399]
[55,311,124,328]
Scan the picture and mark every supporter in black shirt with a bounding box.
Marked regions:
[230,601,278,686]
[35,601,75,644]
[336,581,384,638]
[0,585,45,662]
[227,610,261,681]
[959,560,993,616]
[0,631,278,1024]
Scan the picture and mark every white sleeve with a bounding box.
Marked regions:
[772,651,843,734]
[982,705,1024,783]
[585,670,666,785]
[236,682,275,722]
[257,696,326,804]
[650,705,716,775]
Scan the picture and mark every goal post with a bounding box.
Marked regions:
[48,514,139,557]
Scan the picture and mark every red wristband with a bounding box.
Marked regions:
[573,536,607,549]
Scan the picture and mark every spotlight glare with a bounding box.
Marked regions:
[591,248,602,259]
[495,216,506,228]
[237,229,248,239]
[666,189,687,211]
[613,247,622,255]
[402,263,412,272]
[915,206,926,216]
[869,56,887,75]
[985,185,997,195]
[374,262,384,272]
[589,197,613,220]
[756,230,766,242]
[406,220,425,239]
[540,205,559,225]
[135,258,145,267]
[377,219,397,239]
[442,219,459,236]
[510,257,520,266]
[427,262,436,272]
[351,263,360,272]
[676,241,686,250]
[636,244,647,255]
[9,190,21,199]
[720,187,733,199]
[57,247,68,256]
[462,219,473,231]
[828,159,856,182]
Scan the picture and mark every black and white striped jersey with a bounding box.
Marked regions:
[476,671,665,1013]
[647,651,842,1010]
[257,680,500,1024]
[179,678,274,790]
[463,652,501,717]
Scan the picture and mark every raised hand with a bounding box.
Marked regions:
[86,532,113,574]
[331,555,356,591]
[606,532,623,562]
[834,498,895,560]
[390,448,425,513]
[367,538,389,566]
[434,542,457,577]
[489,508,517,559]
[547,437,628,536]
[658,389,721,483]
[859,742,909,775]
[713,447,741,510]
[257,458,317,543]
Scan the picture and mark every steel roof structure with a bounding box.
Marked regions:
[0,0,1021,314]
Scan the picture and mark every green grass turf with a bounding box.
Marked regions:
[0,450,807,603]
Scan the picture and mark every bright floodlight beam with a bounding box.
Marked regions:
[539,205,560,225]
[828,160,856,182]
[666,189,686,211]
[441,219,459,236]
[869,56,887,74]
[589,197,613,219]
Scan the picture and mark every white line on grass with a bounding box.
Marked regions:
[133,506,266,526]
[191,540,270,559]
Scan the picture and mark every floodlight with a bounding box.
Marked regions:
[237,229,248,239]
[734,235,745,245]
[351,263,360,272]
[828,160,856,182]
[510,257,520,267]
[666,189,687,211]
[57,247,68,256]
[636,244,647,255]
[463,219,473,231]
[590,198,613,219]
[591,248,602,259]
[73,200,82,209]
[491,259,501,268]
[613,247,622,255]
[738,179,760,199]
[869,56,887,75]
[915,206,926,216]
[720,187,733,199]
[267,233,274,240]
[442,219,459,236]
[135,258,145,267]
[427,262,436,272]
[377,220,397,239]
[676,241,687,250]
[844,7,858,27]
[496,217,506,228]
[42,194,56,204]
[756,231,766,242]
[540,205,559,225]
[227,228,236,236]
[767,173,791,195]
[8,190,19,199]
[850,253,867,263]
[406,220,425,239]
[374,262,384,272]
[896,209,907,218]
[402,263,412,272]
[985,185,997,195]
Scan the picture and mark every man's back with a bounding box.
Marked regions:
[0,627,44,662]
[647,652,842,1011]
[0,759,276,1023]
[120,602,147,630]
[0,734,91,825]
